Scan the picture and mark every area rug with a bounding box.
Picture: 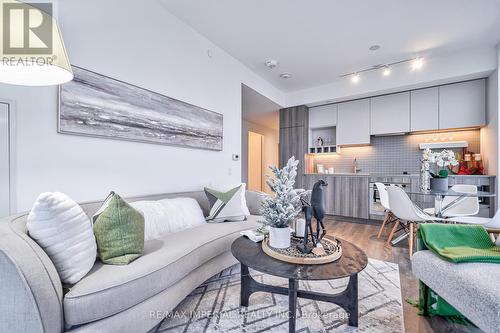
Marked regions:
[151,258,404,332]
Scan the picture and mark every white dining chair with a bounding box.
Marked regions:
[387,186,446,256]
[448,210,500,229]
[423,184,479,217]
[374,183,399,242]
[448,211,500,245]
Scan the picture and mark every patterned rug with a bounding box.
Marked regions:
[151,258,404,332]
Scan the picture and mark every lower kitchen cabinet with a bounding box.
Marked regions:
[304,175,369,219]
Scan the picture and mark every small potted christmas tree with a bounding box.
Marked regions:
[260,157,301,248]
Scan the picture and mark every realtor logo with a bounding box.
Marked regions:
[2,2,53,54]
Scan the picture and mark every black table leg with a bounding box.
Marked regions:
[239,265,359,329]
[346,274,358,327]
[288,279,298,333]
[240,264,251,307]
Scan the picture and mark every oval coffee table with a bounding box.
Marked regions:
[231,236,368,333]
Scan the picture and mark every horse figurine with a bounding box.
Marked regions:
[297,180,328,254]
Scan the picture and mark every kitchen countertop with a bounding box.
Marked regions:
[304,173,495,177]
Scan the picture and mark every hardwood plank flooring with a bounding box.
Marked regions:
[324,216,482,333]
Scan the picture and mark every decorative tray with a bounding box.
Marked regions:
[262,236,342,264]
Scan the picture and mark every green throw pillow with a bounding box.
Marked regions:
[93,192,145,264]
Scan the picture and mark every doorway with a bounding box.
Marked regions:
[0,103,10,217]
[248,131,263,191]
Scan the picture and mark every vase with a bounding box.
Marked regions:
[420,160,430,191]
[269,227,291,248]
[430,177,448,192]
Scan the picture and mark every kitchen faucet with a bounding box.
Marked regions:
[353,157,361,174]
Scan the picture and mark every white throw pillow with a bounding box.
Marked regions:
[26,192,97,284]
[131,198,205,240]
[208,183,250,216]
[204,185,247,222]
[158,198,206,232]
[130,200,171,241]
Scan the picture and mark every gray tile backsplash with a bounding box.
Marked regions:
[309,130,480,174]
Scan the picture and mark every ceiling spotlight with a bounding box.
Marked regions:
[265,59,278,69]
[382,66,391,76]
[369,45,381,51]
[351,73,360,83]
[412,58,424,71]
[280,72,292,79]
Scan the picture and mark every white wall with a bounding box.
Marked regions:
[241,120,279,194]
[286,47,498,107]
[1,0,285,213]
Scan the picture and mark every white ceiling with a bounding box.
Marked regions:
[242,84,281,130]
[159,0,500,92]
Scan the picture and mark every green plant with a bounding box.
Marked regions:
[429,169,449,179]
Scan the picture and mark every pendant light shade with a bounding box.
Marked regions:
[0,0,72,86]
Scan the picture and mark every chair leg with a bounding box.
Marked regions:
[409,222,414,257]
[386,219,400,246]
[377,212,390,239]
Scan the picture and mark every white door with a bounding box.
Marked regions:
[0,103,10,217]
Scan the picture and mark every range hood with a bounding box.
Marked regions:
[419,141,468,150]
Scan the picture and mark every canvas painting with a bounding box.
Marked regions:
[59,66,223,151]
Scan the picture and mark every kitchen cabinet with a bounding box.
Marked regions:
[304,174,334,214]
[337,99,370,146]
[280,105,308,128]
[304,175,369,218]
[279,122,307,189]
[309,104,337,128]
[410,87,439,132]
[439,79,486,129]
[370,92,410,135]
[279,105,309,188]
[332,176,369,218]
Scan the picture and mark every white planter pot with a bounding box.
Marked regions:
[269,227,291,249]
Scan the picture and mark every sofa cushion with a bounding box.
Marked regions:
[63,215,260,326]
[412,250,500,333]
[26,192,97,284]
[93,193,145,265]
[130,198,206,241]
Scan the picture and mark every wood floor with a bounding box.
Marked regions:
[324,216,480,333]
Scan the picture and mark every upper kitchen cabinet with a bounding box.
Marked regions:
[370,92,410,135]
[337,99,370,146]
[439,79,486,129]
[280,105,308,128]
[309,104,337,128]
[410,87,439,132]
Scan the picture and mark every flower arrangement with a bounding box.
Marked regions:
[260,157,301,228]
[426,149,459,178]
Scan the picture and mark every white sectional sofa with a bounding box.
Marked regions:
[0,190,266,333]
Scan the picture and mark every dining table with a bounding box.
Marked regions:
[406,188,496,218]
[389,187,496,246]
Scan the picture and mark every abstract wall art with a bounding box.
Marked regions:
[59,66,223,151]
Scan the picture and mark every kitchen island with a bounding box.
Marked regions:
[304,173,496,221]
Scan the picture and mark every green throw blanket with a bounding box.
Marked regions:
[415,224,500,325]
[418,223,500,263]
